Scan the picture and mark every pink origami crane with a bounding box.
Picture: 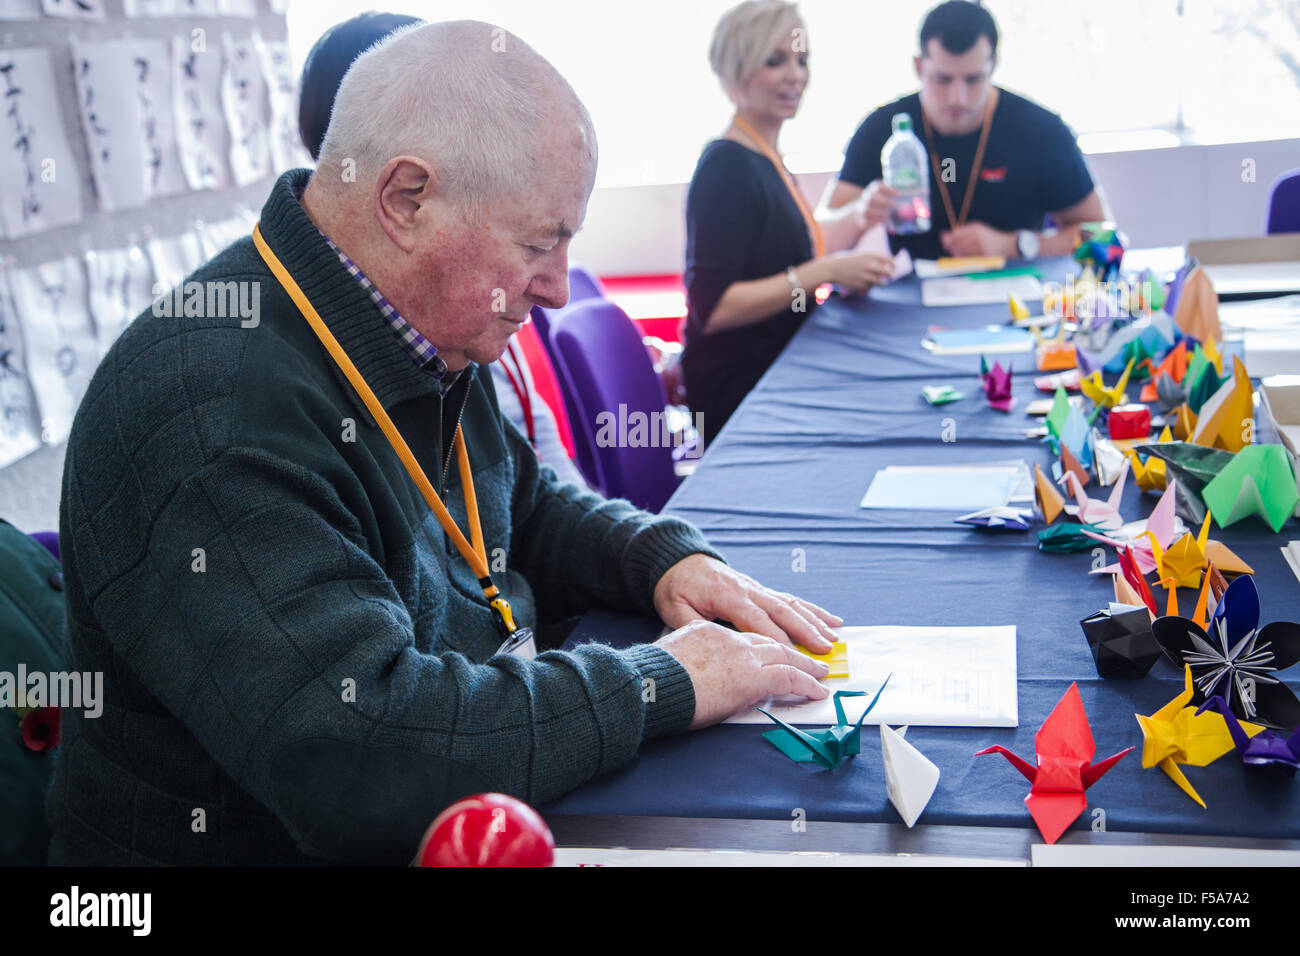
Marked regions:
[1084,479,1180,576]
[1059,457,1130,531]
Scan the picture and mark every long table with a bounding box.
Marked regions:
[543,257,1300,858]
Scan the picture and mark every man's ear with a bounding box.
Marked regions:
[912,54,922,80]
[375,157,437,253]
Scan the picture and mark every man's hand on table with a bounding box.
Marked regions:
[651,554,844,728]
[939,221,1017,258]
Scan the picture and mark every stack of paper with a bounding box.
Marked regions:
[860,462,1029,512]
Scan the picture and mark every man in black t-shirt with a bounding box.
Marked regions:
[817,1,1107,263]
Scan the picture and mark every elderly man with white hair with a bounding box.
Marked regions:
[48,20,840,866]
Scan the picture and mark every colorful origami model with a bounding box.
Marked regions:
[977,683,1133,843]
[881,725,941,827]
[1131,441,1236,526]
[1060,457,1129,531]
[758,679,891,769]
[980,355,1015,412]
[1201,444,1299,534]
[1134,267,1166,315]
[1080,357,1136,410]
[1139,341,1189,403]
[1072,222,1127,282]
[955,507,1034,531]
[1092,435,1127,486]
[1034,463,1067,523]
[1151,573,1300,729]
[1190,356,1253,453]
[1195,696,1300,774]
[1086,478,1180,576]
[1038,522,1106,553]
[1135,665,1264,808]
[1128,426,1173,493]
[1034,321,1076,372]
[1108,404,1151,441]
[1081,602,1161,679]
[1075,315,1177,377]
[1146,513,1213,589]
[1008,293,1030,323]
[795,641,849,678]
[1171,266,1222,344]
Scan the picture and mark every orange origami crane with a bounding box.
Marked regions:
[977,683,1133,844]
[1139,341,1190,403]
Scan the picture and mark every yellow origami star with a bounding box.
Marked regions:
[1080,356,1136,410]
[1128,426,1172,492]
[1147,513,1212,589]
[1135,664,1264,809]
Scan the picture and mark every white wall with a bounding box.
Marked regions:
[570,137,1300,276]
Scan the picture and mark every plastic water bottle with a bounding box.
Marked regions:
[882,113,931,235]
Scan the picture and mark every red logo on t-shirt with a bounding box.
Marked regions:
[980,166,1007,183]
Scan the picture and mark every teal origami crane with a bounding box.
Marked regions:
[757,677,892,769]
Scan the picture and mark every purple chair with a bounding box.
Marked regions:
[567,263,607,303]
[1266,169,1300,234]
[29,531,59,561]
[549,299,680,512]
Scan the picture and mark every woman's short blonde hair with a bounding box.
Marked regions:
[708,0,804,94]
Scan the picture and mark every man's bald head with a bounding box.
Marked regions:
[315,19,597,216]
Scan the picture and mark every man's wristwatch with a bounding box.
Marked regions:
[1016,229,1040,261]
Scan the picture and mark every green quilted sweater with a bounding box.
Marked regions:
[47,169,715,865]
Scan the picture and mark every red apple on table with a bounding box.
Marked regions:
[415,793,554,867]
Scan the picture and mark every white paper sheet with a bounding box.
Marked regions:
[173,33,232,191]
[131,38,189,201]
[146,231,206,293]
[196,212,254,259]
[41,0,105,19]
[860,465,1022,511]
[254,33,313,174]
[921,274,1043,307]
[0,48,84,238]
[85,245,156,358]
[725,625,1018,727]
[0,271,44,468]
[123,0,175,15]
[9,256,99,445]
[221,33,272,187]
[0,0,41,21]
[71,39,149,211]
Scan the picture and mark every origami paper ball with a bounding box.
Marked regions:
[1081,605,1162,679]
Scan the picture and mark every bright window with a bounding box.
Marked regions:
[286,0,1300,188]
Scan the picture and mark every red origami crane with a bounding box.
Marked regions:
[976,683,1133,844]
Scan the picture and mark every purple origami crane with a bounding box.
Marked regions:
[1195,696,1300,774]
[980,355,1015,412]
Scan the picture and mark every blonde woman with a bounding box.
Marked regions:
[682,0,894,446]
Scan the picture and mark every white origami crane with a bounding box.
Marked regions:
[880,725,940,829]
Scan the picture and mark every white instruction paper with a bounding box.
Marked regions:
[725,625,1018,727]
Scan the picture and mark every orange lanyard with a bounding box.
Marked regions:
[252,223,522,638]
[731,114,825,258]
[922,87,999,229]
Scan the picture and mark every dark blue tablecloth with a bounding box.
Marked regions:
[545,257,1300,840]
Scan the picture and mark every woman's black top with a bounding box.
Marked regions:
[681,138,815,446]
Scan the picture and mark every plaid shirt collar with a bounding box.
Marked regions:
[296,184,465,396]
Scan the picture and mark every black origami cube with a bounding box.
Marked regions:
[1080,605,1162,679]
